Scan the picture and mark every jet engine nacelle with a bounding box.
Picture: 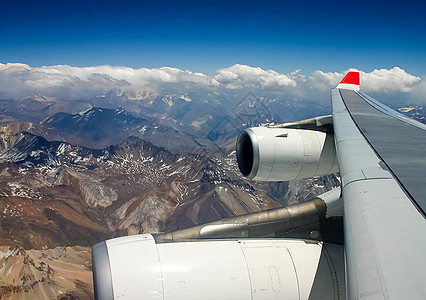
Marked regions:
[236,127,339,181]
[93,234,345,300]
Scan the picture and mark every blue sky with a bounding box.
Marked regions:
[1,0,426,76]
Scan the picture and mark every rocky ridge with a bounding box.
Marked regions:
[0,127,338,251]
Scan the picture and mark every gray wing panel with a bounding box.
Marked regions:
[340,89,426,216]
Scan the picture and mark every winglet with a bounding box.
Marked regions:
[337,71,360,91]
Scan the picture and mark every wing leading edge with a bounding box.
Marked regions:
[332,72,426,299]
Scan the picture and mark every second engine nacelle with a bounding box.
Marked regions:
[93,234,345,300]
[236,127,339,181]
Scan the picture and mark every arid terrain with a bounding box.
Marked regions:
[0,128,339,298]
[0,246,92,300]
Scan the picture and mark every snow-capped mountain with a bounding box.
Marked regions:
[0,90,332,154]
[0,129,339,250]
[40,107,198,153]
[398,105,426,123]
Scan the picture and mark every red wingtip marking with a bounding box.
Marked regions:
[340,71,360,85]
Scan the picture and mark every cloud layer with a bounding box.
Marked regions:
[0,63,423,102]
[309,67,421,93]
[214,64,297,89]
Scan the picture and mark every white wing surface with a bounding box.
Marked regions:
[333,72,426,299]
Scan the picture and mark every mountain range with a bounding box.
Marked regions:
[0,88,423,299]
[0,89,332,152]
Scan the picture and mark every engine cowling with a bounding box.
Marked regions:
[93,234,345,300]
[236,127,339,181]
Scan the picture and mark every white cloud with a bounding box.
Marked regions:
[0,63,220,100]
[362,67,421,93]
[0,63,423,103]
[308,70,344,91]
[214,64,296,89]
[411,76,426,102]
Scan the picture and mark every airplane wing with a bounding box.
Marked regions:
[92,71,426,299]
[333,72,426,299]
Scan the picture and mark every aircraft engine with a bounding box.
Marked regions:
[93,234,345,299]
[236,127,339,181]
